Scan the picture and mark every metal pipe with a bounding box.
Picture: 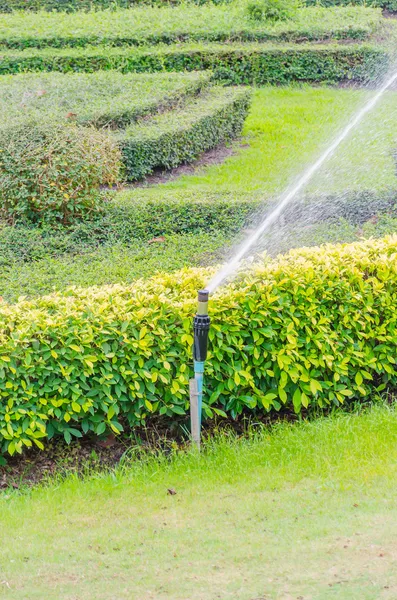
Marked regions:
[191,289,210,445]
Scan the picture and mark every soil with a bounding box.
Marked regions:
[129,140,249,188]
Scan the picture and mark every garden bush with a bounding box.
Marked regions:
[0,43,388,85]
[0,6,381,49]
[120,86,252,180]
[246,0,301,22]
[0,236,396,455]
[0,122,121,224]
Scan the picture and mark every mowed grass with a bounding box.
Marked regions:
[166,86,397,195]
[2,405,397,599]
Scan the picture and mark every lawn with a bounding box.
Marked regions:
[167,86,397,194]
[1,405,397,599]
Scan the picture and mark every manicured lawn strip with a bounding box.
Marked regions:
[1,213,396,302]
[0,187,395,271]
[0,43,388,85]
[120,87,251,180]
[0,6,382,49]
[2,407,397,599]
[168,86,397,194]
[0,231,231,302]
[0,70,210,129]
[307,90,397,193]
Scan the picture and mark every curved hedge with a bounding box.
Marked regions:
[0,236,397,455]
[120,86,252,180]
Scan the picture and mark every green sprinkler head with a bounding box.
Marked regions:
[193,289,211,363]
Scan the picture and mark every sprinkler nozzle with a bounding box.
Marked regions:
[193,289,210,362]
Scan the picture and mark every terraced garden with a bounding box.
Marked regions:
[1,1,397,596]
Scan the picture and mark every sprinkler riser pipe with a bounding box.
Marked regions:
[193,289,210,362]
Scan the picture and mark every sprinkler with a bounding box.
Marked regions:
[189,289,210,448]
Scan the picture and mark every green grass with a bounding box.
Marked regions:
[0,5,382,48]
[1,213,396,301]
[0,70,210,128]
[166,86,397,194]
[0,231,231,302]
[2,405,397,599]
[1,86,397,300]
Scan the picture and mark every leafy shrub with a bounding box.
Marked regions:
[0,122,121,224]
[246,0,301,22]
[0,236,397,456]
[0,43,388,85]
[120,87,252,180]
[0,6,381,49]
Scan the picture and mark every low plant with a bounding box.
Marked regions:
[0,122,121,224]
[246,0,301,22]
[0,236,396,456]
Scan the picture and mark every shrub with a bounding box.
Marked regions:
[0,236,396,456]
[0,122,121,224]
[246,0,301,22]
[120,87,252,180]
[0,43,388,85]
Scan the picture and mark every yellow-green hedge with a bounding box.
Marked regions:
[0,236,397,455]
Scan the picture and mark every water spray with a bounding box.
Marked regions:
[190,289,210,448]
[189,66,397,447]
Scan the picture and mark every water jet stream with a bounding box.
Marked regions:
[206,69,397,294]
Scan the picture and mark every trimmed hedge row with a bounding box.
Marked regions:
[0,0,229,11]
[0,236,396,455]
[120,86,252,180]
[0,7,382,49]
[0,70,211,130]
[0,0,395,12]
[305,0,397,11]
[0,43,389,84]
[0,188,395,267]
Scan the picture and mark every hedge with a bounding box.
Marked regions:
[0,0,395,12]
[0,6,382,49]
[0,122,122,224]
[0,235,396,455]
[0,43,389,85]
[0,188,395,267]
[120,86,252,180]
[305,0,397,12]
[0,70,211,129]
[0,0,229,12]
